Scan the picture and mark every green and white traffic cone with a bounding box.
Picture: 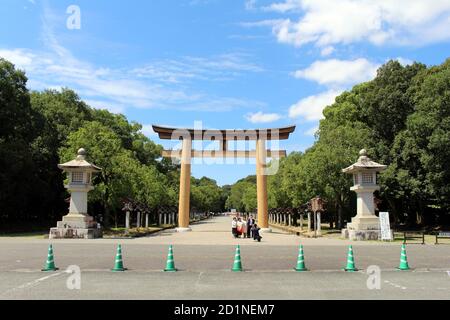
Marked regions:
[42,244,58,271]
[343,245,358,272]
[294,245,308,272]
[231,245,243,272]
[111,244,126,272]
[164,245,177,272]
[397,244,410,270]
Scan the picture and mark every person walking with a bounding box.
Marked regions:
[247,215,255,238]
[231,217,238,238]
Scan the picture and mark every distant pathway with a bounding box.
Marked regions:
[0,216,428,246]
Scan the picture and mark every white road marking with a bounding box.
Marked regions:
[194,271,204,290]
[15,272,63,289]
[384,280,408,290]
[0,272,64,297]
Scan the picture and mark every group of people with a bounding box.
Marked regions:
[231,215,262,242]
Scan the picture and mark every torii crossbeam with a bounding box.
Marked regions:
[152,125,296,232]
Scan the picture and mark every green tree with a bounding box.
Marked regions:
[60,121,125,227]
[0,58,64,226]
[191,177,224,212]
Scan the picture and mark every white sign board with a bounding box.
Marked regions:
[379,212,392,240]
[230,209,237,213]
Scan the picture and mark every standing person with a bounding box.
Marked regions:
[236,217,243,238]
[251,224,262,242]
[231,217,238,238]
[241,219,248,238]
[247,215,255,238]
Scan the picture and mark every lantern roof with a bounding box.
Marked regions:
[58,148,102,172]
[342,149,387,174]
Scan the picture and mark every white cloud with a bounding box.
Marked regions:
[320,46,335,57]
[132,53,263,84]
[140,124,158,138]
[0,49,35,69]
[289,58,378,122]
[263,0,302,13]
[0,48,262,113]
[395,57,414,66]
[245,111,282,123]
[304,126,318,136]
[240,19,285,28]
[289,90,341,121]
[252,0,450,48]
[0,5,266,114]
[294,58,379,87]
[83,99,125,114]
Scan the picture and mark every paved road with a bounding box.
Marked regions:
[0,216,449,299]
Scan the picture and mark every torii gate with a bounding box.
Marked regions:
[152,125,296,232]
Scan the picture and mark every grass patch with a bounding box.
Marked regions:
[103,226,169,238]
[0,231,48,238]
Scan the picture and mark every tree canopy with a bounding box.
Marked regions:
[0,58,226,230]
[233,59,450,228]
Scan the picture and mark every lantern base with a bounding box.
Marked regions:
[50,213,102,239]
[341,229,380,241]
[56,213,98,229]
[347,215,380,230]
[342,215,381,241]
[49,227,102,239]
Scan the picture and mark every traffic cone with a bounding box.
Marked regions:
[42,244,58,271]
[231,245,243,272]
[164,245,177,272]
[294,245,308,271]
[397,244,410,270]
[343,245,358,272]
[111,244,126,272]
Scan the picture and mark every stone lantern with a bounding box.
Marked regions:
[49,148,103,239]
[342,149,387,240]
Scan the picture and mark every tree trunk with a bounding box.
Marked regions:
[337,203,343,229]
[387,198,399,227]
[102,186,111,228]
[104,204,111,228]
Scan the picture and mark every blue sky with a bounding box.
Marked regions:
[2,0,450,185]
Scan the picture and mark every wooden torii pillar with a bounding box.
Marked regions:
[152,125,296,232]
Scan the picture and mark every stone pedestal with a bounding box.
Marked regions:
[342,215,380,241]
[50,213,102,239]
[342,228,380,241]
